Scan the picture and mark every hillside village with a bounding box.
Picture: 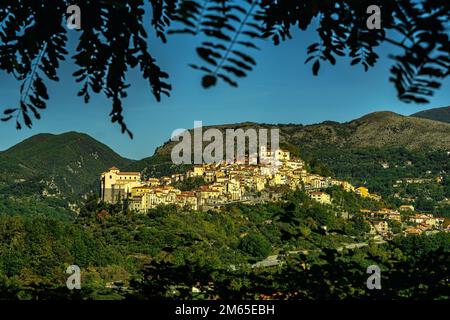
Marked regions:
[100,147,447,238]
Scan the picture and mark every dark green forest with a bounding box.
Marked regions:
[0,189,448,300]
[302,146,450,216]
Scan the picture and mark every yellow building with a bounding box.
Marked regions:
[399,205,415,212]
[210,183,225,193]
[176,192,198,211]
[204,170,215,183]
[355,187,369,198]
[216,176,229,184]
[139,187,181,212]
[192,166,205,177]
[100,167,141,203]
[371,220,389,234]
[342,181,355,192]
[141,192,159,211]
[160,176,172,185]
[387,212,401,222]
[215,171,226,179]
[253,175,266,191]
[272,173,286,185]
[129,196,143,212]
[311,178,328,189]
[197,186,221,205]
[226,181,242,201]
[286,159,304,169]
[146,178,160,187]
[275,149,291,161]
[309,191,331,204]
[131,186,156,197]
[260,147,290,162]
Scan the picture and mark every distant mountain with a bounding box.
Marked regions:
[289,111,450,150]
[0,132,133,199]
[152,111,450,156]
[411,106,450,124]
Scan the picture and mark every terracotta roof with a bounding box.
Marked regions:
[405,227,421,234]
[414,214,433,219]
[198,186,219,192]
[178,192,196,197]
[132,186,154,190]
[310,191,327,196]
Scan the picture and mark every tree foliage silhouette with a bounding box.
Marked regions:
[0,0,448,137]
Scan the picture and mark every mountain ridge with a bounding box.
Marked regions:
[411,106,450,124]
[151,111,450,158]
[0,131,133,200]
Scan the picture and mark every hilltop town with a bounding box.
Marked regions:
[100,147,447,238]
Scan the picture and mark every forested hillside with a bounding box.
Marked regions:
[1,189,448,300]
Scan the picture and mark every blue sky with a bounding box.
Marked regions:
[1,24,449,160]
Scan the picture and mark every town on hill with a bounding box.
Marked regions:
[101,147,447,238]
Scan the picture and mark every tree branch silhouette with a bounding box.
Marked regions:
[0,0,448,137]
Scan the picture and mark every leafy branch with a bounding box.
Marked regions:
[0,0,449,136]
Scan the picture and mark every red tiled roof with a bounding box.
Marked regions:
[132,186,154,190]
[178,192,196,197]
